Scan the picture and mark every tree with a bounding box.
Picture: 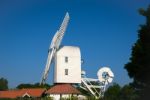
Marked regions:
[0,77,8,90]
[16,83,33,89]
[124,5,150,100]
[103,83,121,100]
[16,83,51,89]
[103,83,138,100]
[119,85,138,100]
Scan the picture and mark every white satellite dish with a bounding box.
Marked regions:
[97,67,114,85]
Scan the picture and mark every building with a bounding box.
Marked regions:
[0,87,82,100]
[46,84,81,100]
[0,88,46,99]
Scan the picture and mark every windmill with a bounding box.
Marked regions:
[40,12,114,99]
[40,12,70,84]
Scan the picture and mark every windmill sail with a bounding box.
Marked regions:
[50,12,70,49]
[41,12,70,84]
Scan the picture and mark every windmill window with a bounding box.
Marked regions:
[65,56,68,63]
[65,69,68,75]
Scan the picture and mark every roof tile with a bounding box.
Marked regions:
[0,88,45,98]
[46,84,81,94]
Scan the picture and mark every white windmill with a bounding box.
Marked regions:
[41,12,81,85]
[40,12,114,99]
[40,12,70,84]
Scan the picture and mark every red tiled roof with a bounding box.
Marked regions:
[46,84,81,94]
[21,88,46,97]
[0,88,45,99]
[0,90,23,98]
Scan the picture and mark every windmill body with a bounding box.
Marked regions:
[54,46,81,83]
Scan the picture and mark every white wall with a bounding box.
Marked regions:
[49,94,75,100]
[49,94,60,100]
[49,94,86,100]
[54,46,81,83]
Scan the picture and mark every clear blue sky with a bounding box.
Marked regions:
[0,0,149,88]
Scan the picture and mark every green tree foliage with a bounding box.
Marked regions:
[16,83,51,89]
[119,85,138,100]
[103,83,137,100]
[103,83,121,100]
[0,77,8,90]
[124,5,150,100]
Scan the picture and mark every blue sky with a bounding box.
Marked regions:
[0,0,149,88]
